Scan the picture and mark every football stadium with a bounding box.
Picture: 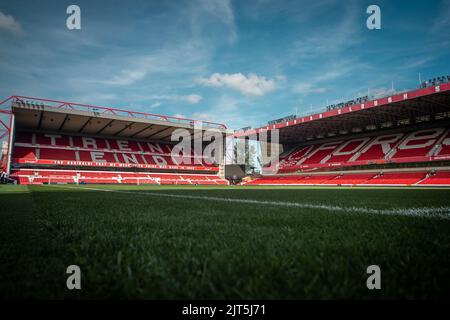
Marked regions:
[1,81,450,300]
[1,0,450,306]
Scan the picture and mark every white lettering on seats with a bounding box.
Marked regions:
[147,143,164,154]
[297,141,342,165]
[323,138,371,163]
[352,133,403,161]
[286,146,313,163]
[122,153,139,164]
[117,140,131,151]
[397,128,445,150]
[44,134,62,146]
[90,151,106,163]
[439,136,450,152]
[82,137,98,149]
[152,155,167,166]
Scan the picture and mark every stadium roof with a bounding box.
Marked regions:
[1,96,227,143]
[233,83,450,145]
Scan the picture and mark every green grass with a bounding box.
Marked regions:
[1,184,450,299]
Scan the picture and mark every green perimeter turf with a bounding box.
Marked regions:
[0,184,450,299]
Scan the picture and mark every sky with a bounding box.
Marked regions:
[0,0,449,129]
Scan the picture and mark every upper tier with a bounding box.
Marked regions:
[234,82,450,145]
[274,126,450,173]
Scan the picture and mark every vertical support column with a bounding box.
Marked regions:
[223,133,235,178]
[218,132,227,179]
[5,112,15,175]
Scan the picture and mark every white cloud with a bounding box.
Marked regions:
[292,58,367,96]
[103,69,147,86]
[288,4,359,62]
[147,93,203,105]
[76,93,118,104]
[367,87,396,98]
[0,11,24,36]
[87,41,211,87]
[185,93,203,104]
[182,94,268,129]
[433,1,450,30]
[197,72,276,96]
[293,83,327,95]
[401,56,436,69]
[187,0,237,43]
[149,102,161,109]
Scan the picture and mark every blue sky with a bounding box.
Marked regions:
[0,0,449,129]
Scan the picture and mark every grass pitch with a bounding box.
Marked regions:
[1,184,450,299]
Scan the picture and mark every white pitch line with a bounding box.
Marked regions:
[44,185,450,220]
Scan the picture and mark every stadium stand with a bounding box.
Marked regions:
[275,127,450,172]
[1,78,450,187]
[0,96,228,185]
[237,79,450,186]
[12,131,215,168]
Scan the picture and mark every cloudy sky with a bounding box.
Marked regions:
[0,0,449,129]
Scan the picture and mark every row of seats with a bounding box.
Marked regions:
[12,131,218,168]
[15,131,182,154]
[10,169,228,185]
[418,171,450,185]
[277,127,450,172]
[245,170,450,186]
[12,146,211,167]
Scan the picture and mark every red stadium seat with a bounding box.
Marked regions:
[246,171,435,186]
[356,172,426,185]
[10,169,228,186]
[12,131,218,170]
[10,131,225,185]
[276,127,448,172]
[419,171,450,185]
